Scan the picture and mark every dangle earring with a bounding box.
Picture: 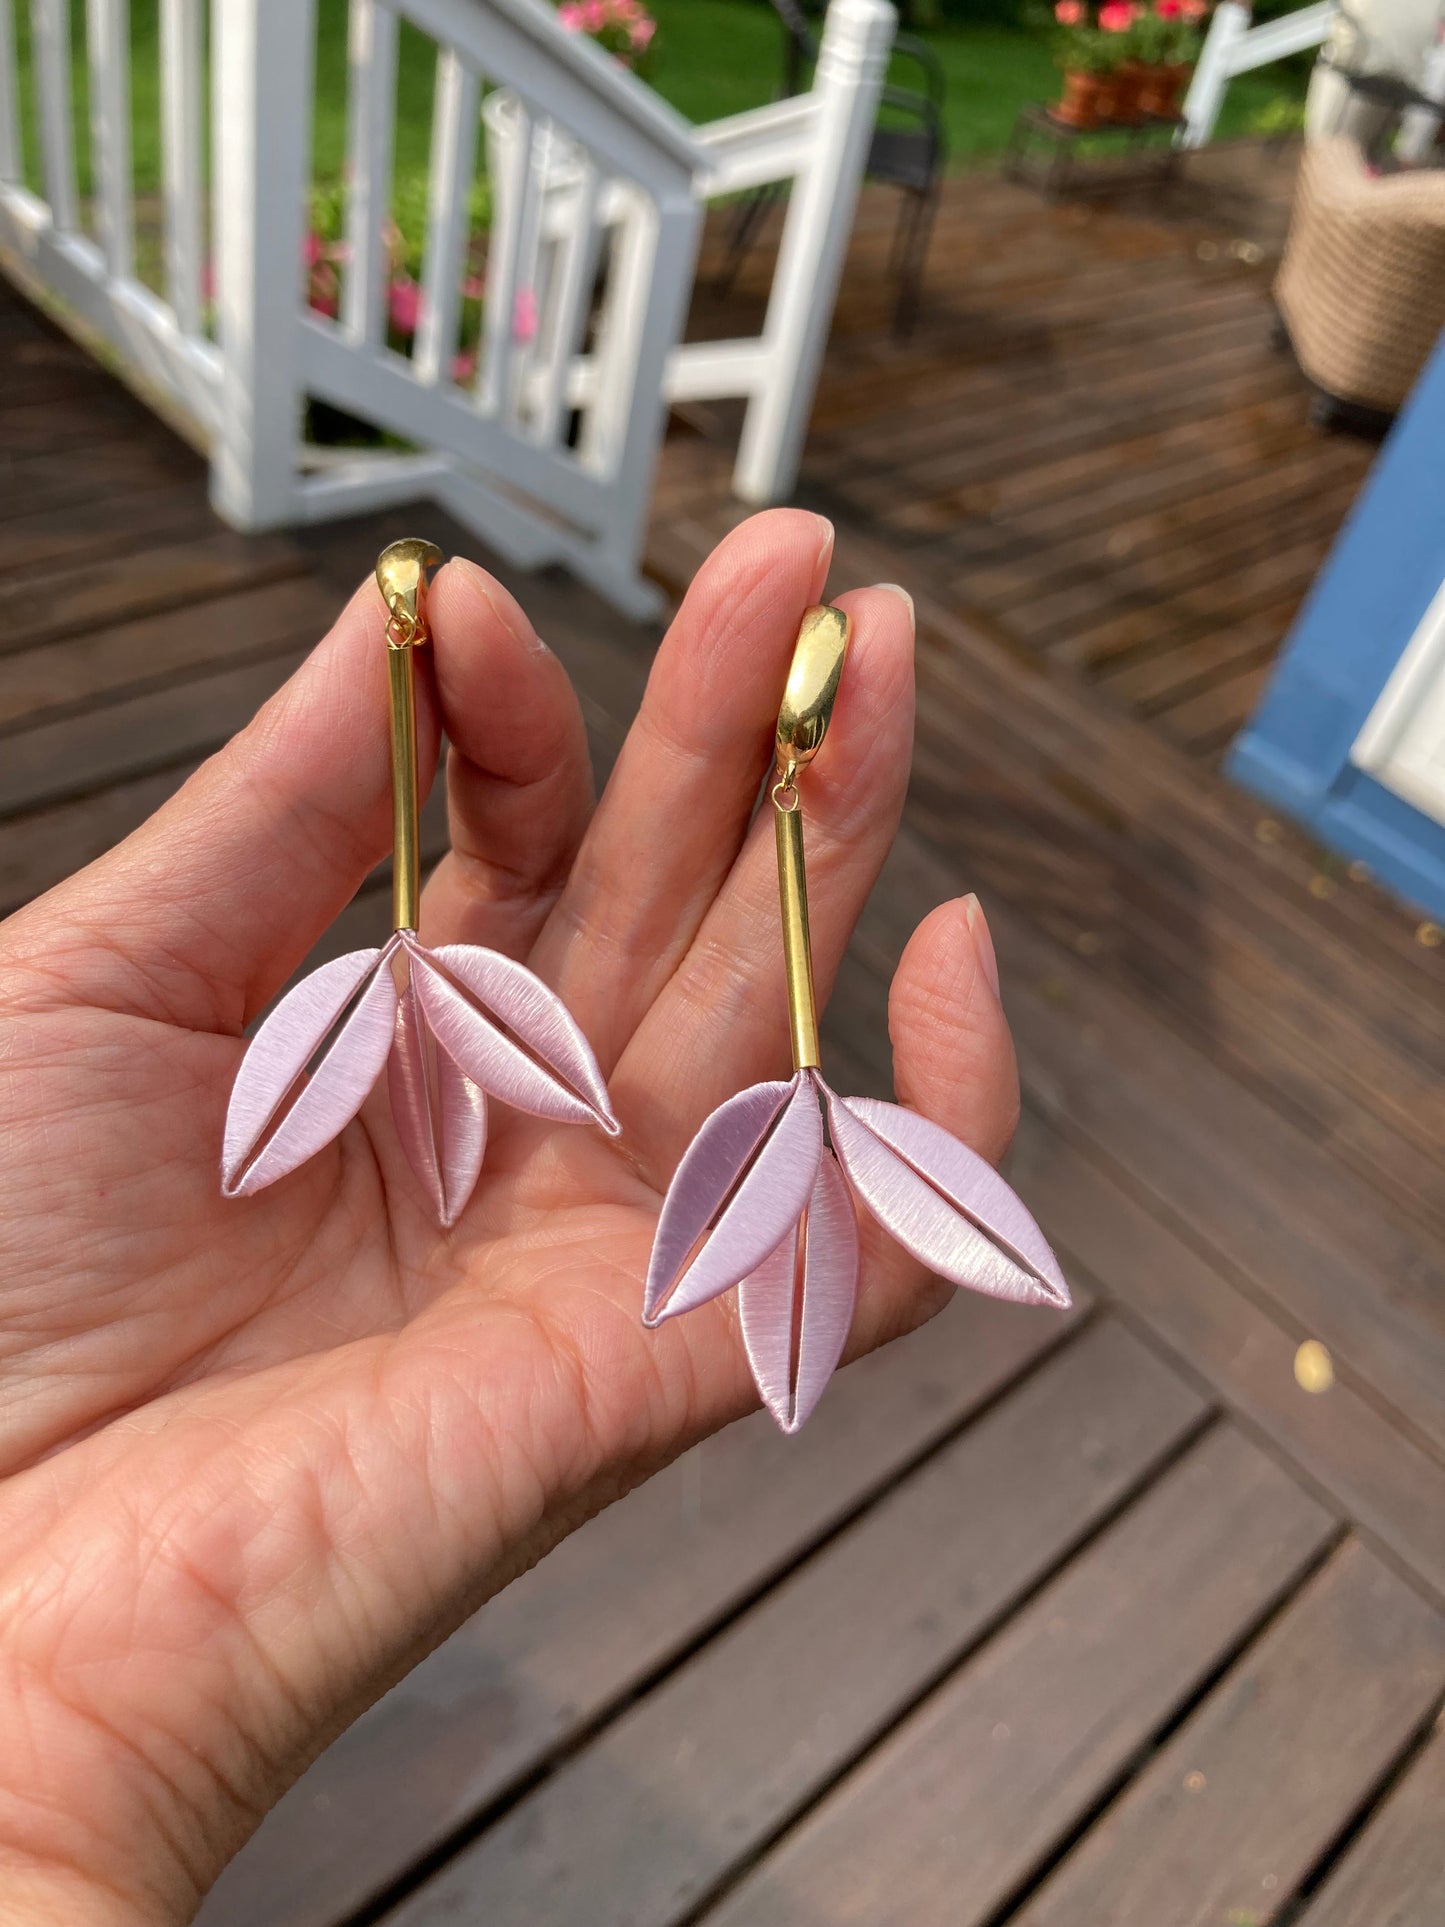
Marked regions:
[642,605,1069,1433]
[222,539,618,1224]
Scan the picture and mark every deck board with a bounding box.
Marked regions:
[700,1427,1335,1927]
[1013,1540,1445,1927]
[2,139,1443,1927]
[375,1322,1204,1927]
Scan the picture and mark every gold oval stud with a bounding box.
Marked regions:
[776,604,851,774]
[376,537,444,647]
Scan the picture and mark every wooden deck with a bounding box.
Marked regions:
[4,143,1445,1927]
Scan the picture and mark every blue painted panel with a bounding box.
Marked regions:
[1228,333,1445,920]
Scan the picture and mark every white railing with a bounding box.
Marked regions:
[0,0,891,614]
[1180,0,1335,147]
[678,0,894,504]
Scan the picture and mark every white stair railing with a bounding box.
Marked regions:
[1180,0,1335,148]
[215,0,704,617]
[0,0,221,432]
[0,0,894,613]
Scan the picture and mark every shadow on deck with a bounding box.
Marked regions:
[2,142,1443,1927]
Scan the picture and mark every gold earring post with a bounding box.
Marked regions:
[773,605,851,1072]
[375,538,443,934]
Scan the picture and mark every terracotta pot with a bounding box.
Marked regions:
[1093,69,1123,123]
[1112,60,1150,125]
[1138,61,1190,119]
[1055,67,1104,129]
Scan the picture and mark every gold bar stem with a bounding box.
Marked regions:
[775,798,820,1071]
[388,641,421,932]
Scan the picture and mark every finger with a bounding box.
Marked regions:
[0,580,441,1032]
[615,583,915,1177]
[419,558,593,959]
[529,508,835,1070]
[846,892,1025,1354]
[888,894,1020,1168]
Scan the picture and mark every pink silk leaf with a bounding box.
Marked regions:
[645,1073,823,1325]
[405,938,618,1134]
[388,983,488,1227]
[826,1087,1070,1308]
[222,948,398,1197]
[739,1149,859,1434]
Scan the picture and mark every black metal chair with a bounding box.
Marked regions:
[717,0,948,335]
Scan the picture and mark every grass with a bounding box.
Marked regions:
[9,0,1309,214]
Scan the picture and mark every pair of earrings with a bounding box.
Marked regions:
[223,542,1068,1432]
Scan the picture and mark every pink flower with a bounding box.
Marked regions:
[1180,0,1206,16]
[1054,1,1084,22]
[1156,0,1182,16]
[388,275,422,337]
[557,1,584,26]
[308,261,339,319]
[462,273,486,301]
[1099,1,1137,28]
[304,229,326,268]
[513,283,538,344]
[451,349,477,384]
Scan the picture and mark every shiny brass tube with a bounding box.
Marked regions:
[388,641,421,933]
[775,799,819,1071]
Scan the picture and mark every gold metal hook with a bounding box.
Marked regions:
[772,603,851,1072]
[375,539,443,933]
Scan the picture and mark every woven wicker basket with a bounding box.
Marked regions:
[1275,137,1445,414]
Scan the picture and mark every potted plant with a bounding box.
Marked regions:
[1098,3,1148,123]
[1052,3,1123,129]
[1133,0,1209,119]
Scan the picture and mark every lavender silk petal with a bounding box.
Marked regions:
[409,938,618,1133]
[433,1044,488,1227]
[389,985,445,1221]
[650,1074,824,1325]
[642,1078,794,1322]
[388,988,488,1226]
[826,1088,1068,1307]
[840,1096,1069,1305]
[739,1150,859,1434]
[223,950,397,1197]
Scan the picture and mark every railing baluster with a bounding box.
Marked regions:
[0,0,22,183]
[160,0,205,335]
[531,156,597,447]
[87,0,134,278]
[341,0,398,346]
[30,0,77,230]
[477,93,535,422]
[414,48,479,386]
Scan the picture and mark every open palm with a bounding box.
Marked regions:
[0,512,1018,1926]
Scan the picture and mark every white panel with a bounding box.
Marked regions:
[30,0,77,229]
[0,0,22,182]
[341,0,398,346]
[1352,578,1445,828]
[87,0,134,277]
[414,48,479,385]
[160,0,205,335]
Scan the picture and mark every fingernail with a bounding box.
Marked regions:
[874,582,915,632]
[813,513,835,576]
[963,894,1001,998]
[449,556,539,653]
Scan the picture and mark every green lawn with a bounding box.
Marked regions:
[11,0,1308,209]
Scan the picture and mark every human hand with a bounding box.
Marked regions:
[0,511,1018,1924]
